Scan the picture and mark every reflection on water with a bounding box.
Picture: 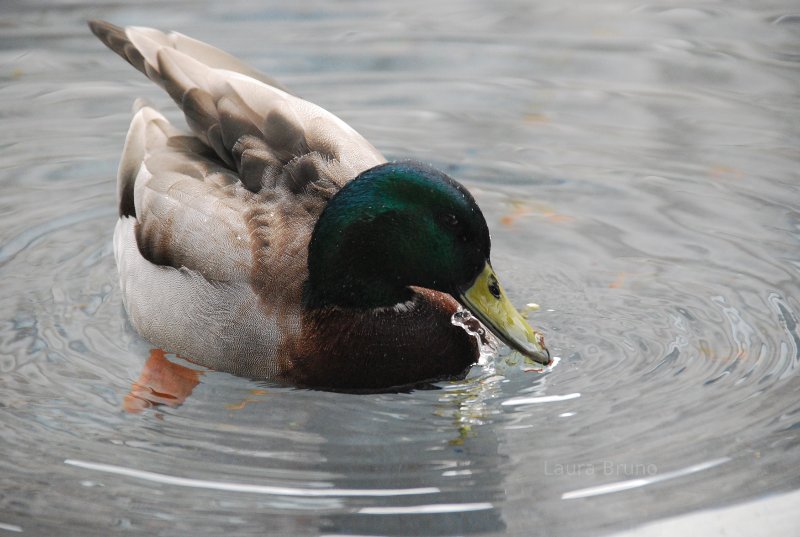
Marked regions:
[1,0,799,535]
[560,457,731,500]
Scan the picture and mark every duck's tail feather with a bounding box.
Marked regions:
[88,20,289,92]
[89,20,148,76]
[116,104,170,218]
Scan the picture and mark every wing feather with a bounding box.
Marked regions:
[90,20,386,194]
[120,105,255,282]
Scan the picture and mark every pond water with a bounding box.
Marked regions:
[1,1,799,535]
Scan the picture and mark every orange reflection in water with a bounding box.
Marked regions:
[123,349,203,413]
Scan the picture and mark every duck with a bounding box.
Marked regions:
[89,20,550,390]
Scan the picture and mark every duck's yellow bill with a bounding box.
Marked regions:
[459,262,551,365]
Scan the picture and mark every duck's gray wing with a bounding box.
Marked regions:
[114,104,286,376]
[120,103,255,283]
[89,20,386,194]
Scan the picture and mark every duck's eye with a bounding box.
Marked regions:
[438,212,470,242]
[488,274,501,299]
[439,213,459,230]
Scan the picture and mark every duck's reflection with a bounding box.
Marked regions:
[123,349,203,413]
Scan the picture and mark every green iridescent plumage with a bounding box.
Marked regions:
[306,161,490,309]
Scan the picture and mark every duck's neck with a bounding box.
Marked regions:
[303,262,414,311]
[303,167,415,310]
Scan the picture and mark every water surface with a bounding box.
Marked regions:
[1,1,799,535]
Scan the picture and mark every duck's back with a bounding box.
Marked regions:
[92,21,387,377]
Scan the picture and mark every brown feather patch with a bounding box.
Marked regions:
[280,289,480,390]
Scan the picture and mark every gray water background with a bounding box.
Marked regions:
[1,0,799,535]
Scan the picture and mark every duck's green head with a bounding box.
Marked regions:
[306,161,550,364]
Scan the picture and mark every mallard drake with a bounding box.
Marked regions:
[89,20,550,390]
